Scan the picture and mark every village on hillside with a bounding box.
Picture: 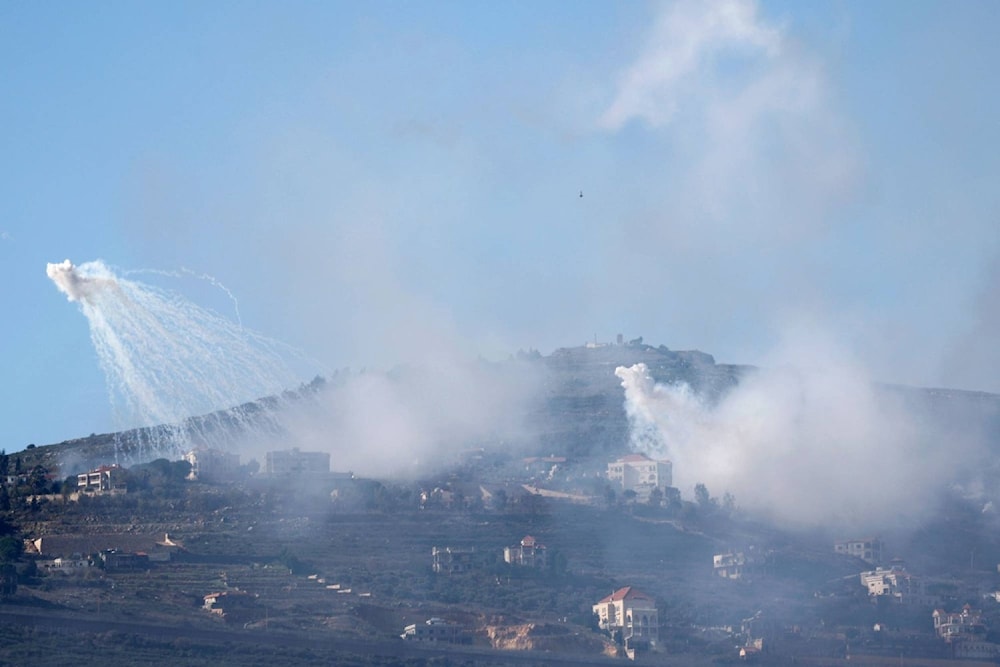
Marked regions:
[0,430,999,666]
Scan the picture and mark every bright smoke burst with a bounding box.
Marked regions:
[47,259,315,459]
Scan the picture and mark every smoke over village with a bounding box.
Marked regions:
[4,0,1000,664]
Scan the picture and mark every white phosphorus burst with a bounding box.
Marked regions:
[47,259,316,460]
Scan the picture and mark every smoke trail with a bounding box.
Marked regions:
[47,259,316,459]
[124,266,245,329]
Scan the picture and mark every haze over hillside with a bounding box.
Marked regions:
[20,338,1000,535]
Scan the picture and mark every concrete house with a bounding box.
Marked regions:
[432,546,476,574]
[77,464,126,494]
[504,535,547,568]
[606,454,672,500]
[860,566,935,605]
[592,586,659,643]
[933,605,987,640]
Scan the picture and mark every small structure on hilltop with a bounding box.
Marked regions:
[593,586,658,658]
[504,535,547,568]
[606,454,672,501]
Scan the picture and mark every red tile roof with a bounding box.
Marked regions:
[596,586,654,604]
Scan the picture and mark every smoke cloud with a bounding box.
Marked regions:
[616,325,988,531]
[46,259,116,303]
[279,357,543,478]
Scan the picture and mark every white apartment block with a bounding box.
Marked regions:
[860,566,935,605]
[607,454,672,499]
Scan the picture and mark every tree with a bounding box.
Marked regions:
[694,483,715,510]
[648,486,664,508]
[0,536,22,563]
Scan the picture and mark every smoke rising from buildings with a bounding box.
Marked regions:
[616,327,990,531]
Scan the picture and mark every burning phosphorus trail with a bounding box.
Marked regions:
[46,259,314,459]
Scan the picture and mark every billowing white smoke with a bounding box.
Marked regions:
[280,357,542,478]
[615,335,983,530]
[47,259,312,457]
[47,259,116,303]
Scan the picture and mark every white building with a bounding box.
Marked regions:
[592,586,658,643]
[607,454,672,499]
[860,566,934,605]
[504,535,547,568]
[265,448,330,475]
[934,605,987,640]
[77,465,125,494]
[713,549,765,580]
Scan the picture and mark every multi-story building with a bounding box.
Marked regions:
[77,464,125,494]
[183,448,240,482]
[264,448,330,475]
[934,605,987,640]
[860,566,934,605]
[504,535,547,568]
[431,546,476,574]
[835,537,883,565]
[592,586,659,643]
[606,454,672,500]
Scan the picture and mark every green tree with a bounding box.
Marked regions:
[0,536,23,563]
[694,483,713,509]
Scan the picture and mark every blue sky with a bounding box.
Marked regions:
[2,0,999,450]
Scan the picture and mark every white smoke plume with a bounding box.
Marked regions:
[47,259,117,303]
[616,329,987,531]
[46,259,315,457]
[279,356,543,478]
